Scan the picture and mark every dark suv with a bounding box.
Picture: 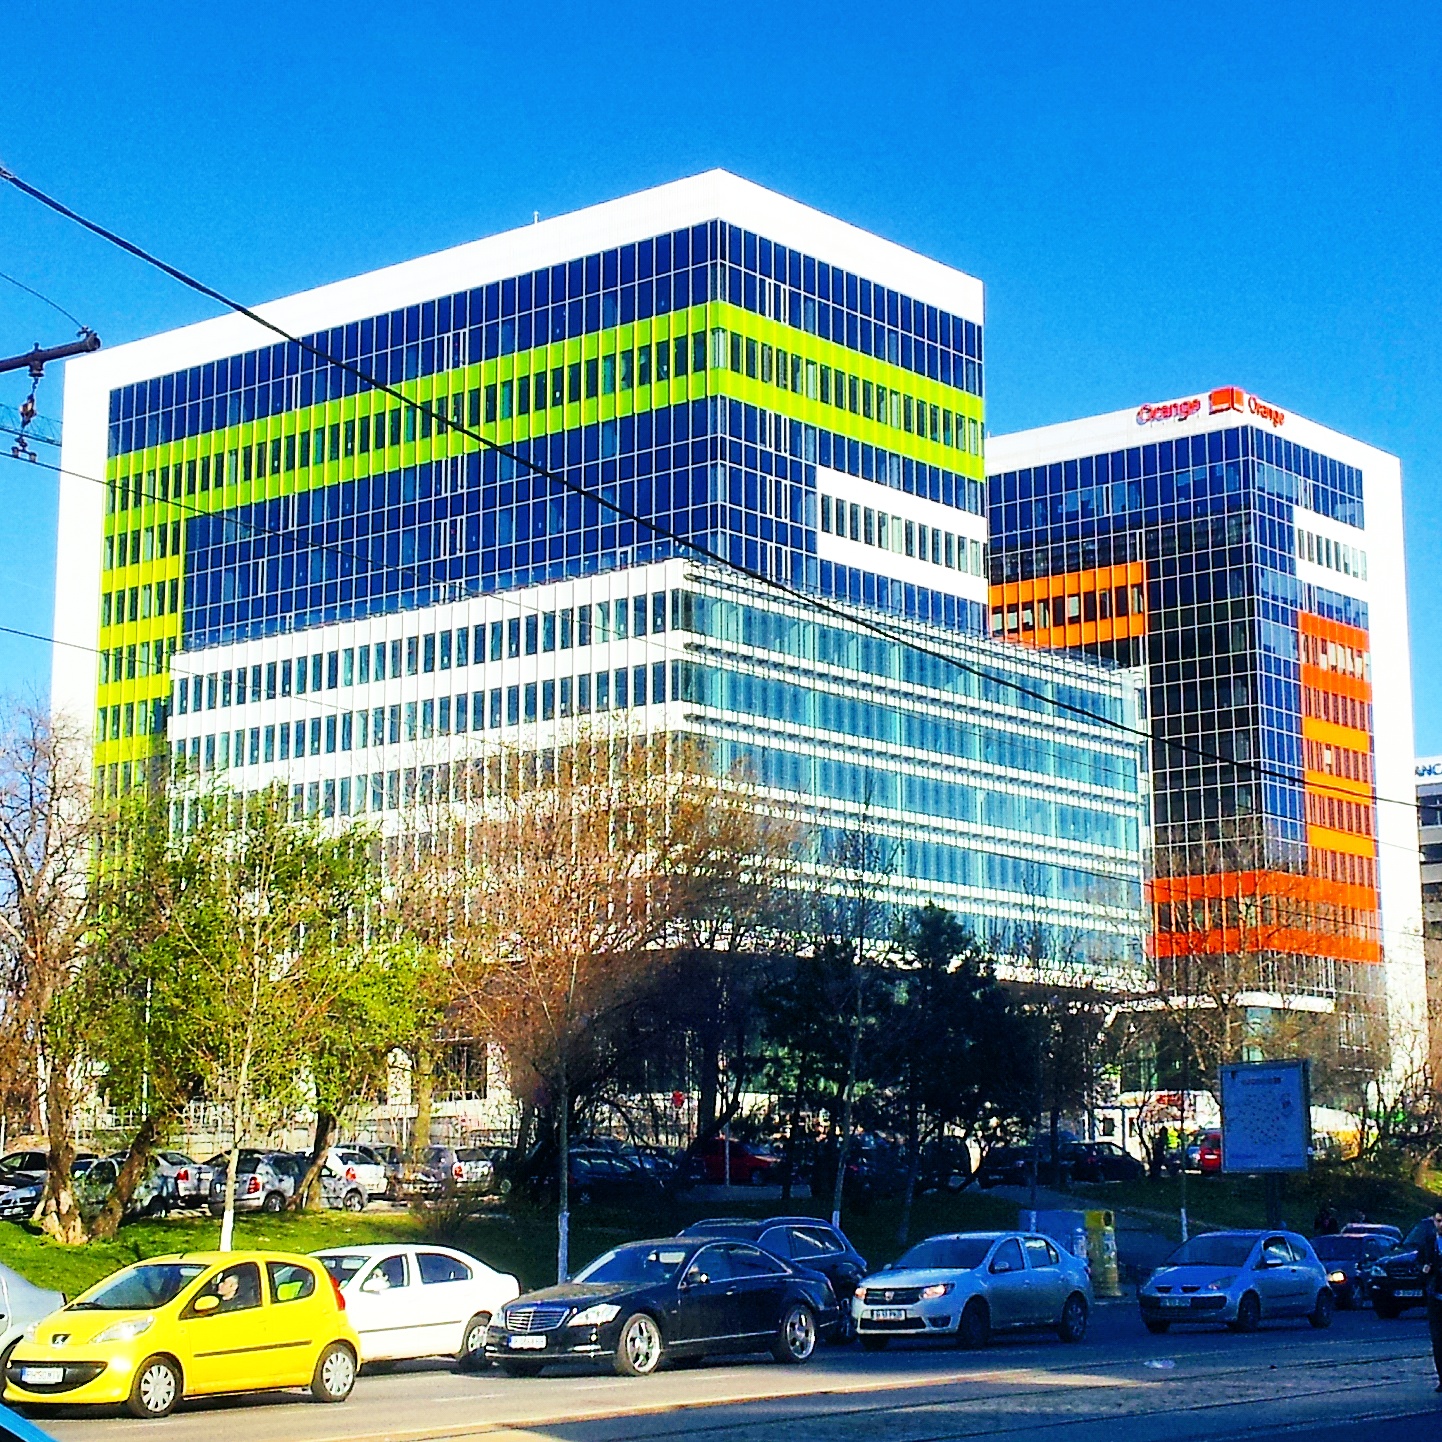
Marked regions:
[1368,1218,1436,1317]
[679,1216,868,1331]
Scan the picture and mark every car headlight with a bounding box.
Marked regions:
[569,1303,621,1327]
[1204,1276,1235,1292]
[20,1324,38,1342]
[1328,1271,1347,1284]
[93,1317,154,1344]
[919,1283,954,1300]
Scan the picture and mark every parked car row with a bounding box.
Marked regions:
[15,1206,1431,1421]
[0,1143,403,1225]
[975,1139,1145,1189]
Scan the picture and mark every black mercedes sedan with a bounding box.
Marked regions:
[485,1236,841,1376]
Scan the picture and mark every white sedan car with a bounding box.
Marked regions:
[325,1146,389,1199]
[314,1244,520,1369]
[852,1231,1093,1348]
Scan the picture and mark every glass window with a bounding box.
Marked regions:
[1023,1237,1060,1268]
[990,1239,1025,1274]
[267,1261,317,1304]
[186,1262,262,1316]
[417,1252,472,1285]
[365,1254,408,1290]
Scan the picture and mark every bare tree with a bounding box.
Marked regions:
[0,705,94,1243]
[434,730,775,1281]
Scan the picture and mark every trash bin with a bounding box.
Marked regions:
[1032,1209,1089,1264]
[1085,1208,1121,1297]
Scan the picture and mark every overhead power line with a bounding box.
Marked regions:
[0,162,1422,824]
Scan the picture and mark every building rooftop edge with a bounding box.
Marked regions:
[62,169,984,392]
[987,385,1399,469]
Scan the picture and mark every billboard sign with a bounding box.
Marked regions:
[1219,1059,1311,1173]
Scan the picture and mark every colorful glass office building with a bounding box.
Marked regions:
[53,171,1148,979]
[988,390,1425,1066]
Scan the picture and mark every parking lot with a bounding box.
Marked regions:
[23,1303,1440,1442]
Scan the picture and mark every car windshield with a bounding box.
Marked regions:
[895,1237,993,1271]
[1312,1236,1367,1260]
[574,1244,690,1285]
[72,1262,207,1310]
[1165,1235,1255,1268]
[317,1254,370,1285]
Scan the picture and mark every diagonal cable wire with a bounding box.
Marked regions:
[0,161,1418,828]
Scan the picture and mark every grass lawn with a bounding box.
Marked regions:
[1063,1165,1442,1239]
[0,1186,1021,1298]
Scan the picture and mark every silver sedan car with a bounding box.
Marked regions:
[1138,1230,1334,1333]
[852,1231,1093,1349]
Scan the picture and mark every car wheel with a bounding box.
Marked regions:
[262,1191,285,1213]
[957,1297,990,1349]
[1309,1288,1335,1329]
[1339,1281,1359,1311]
[500,1360,543,1377]
[311,1342,357,1402]
[575,1188,593,1207]
[1374,1297,1401,1319]
[1057,1292,1088,1343]
[342,1188,365,1213]
[772,1302,818,1364]
[614,1312,664,1376]
[1230,1291,1262,1333]
[749,1168,766,1186]
[1143,1318,1170,1335]
[860,1335,889,1352]
[457,1313,492,1371]
[127,1355,181,1418]
[0,1337,18,1383]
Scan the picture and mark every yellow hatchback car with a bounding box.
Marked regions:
[4,1251,361,1418]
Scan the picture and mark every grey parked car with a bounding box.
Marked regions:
[852,1231,1093,1349]
[206,1150,305,1214]
[1138,1230,1334,1333]
[0,1260,64,1376]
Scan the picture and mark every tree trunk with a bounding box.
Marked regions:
[896,1100,922,1248]
[219,1044,252,1253]
[90,1108,171,1241]
[296,1108,337,1211]
[831,992,865,1228]
[1050,1105,1063,1190]
[36,1052,85,1245]
[556,1064,570,1284]
[407,1044,434,1164]
[780,1079,805,1204]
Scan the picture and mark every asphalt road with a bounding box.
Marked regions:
[23,1304,1442,1442]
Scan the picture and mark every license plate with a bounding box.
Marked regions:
[1159,1296,1189,1307]
[20,1366,64,1386]
[1395,1288,1422,1298]
[869,1308,907,1321]
[507,1335,546,1350]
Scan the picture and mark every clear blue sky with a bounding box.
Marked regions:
[2,3,1439,744]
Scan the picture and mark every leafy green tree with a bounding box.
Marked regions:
[294,942,440,1207]
[164,785,375,1249]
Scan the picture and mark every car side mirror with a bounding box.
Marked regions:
[361,1276,387,1294]
[192,1294,219,1313]
[682,1270,708,1288]
[990,1260,1011,1274]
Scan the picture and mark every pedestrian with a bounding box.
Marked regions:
[1313,1204,1339,1236]
[1149,1131,1165,1181]
[1418,1206,1442,1393]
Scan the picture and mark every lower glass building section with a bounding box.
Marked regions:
[163,558,1149,985]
